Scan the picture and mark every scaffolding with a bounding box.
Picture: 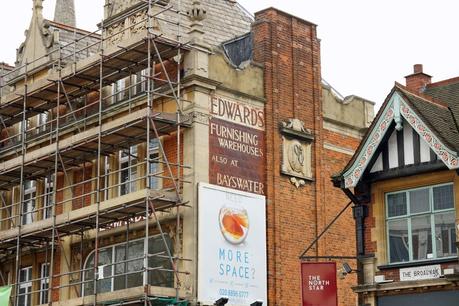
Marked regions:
[0,0,192,305]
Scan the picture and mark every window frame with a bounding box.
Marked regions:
[148,139,161,190]
[18,266,32,306]
[22,180,36,225]
[134,69,147,96]
[119,145,137,196]
[17,119,30,142]
[43,176,54,220]
[37,112,49,134]
[81,234,173,296]
[39,263,49,305]
[111,79,127,105]
[385,182,456,264]
[103,156,110,201]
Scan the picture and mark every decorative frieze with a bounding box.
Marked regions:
[343,106,394,188]
[104,1,163,46]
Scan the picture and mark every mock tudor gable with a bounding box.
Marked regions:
[334,82,459,189]
[333,65,459,306]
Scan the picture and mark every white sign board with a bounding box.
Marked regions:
[198,183,267,305]
[399,264,441,281]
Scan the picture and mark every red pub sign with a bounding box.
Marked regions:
[301,262,338,306]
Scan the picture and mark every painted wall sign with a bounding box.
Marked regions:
[301,262,338,306]
[399,264,441,281]
[210,95,265,130]
[198,183,267,306]
[209,95,265,195]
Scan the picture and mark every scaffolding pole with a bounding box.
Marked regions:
[47,44,63,306]
[13,59,28,306]
[0,1,192,305]
[93,18,105,306]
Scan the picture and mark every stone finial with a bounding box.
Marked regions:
[54,0,76,27]
[187,0,207,22]
[33,0,44,17]
[186,0,207,45]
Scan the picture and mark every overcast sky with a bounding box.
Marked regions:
[1,0,458,108]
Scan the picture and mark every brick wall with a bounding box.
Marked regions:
[321,130,361,305]
[72,163,93,210]
[253,8,362,305]
[365,196,377,254]
[51,251,61,302]
[56,172,65,215]
[162,132,183,190]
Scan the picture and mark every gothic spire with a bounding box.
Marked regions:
[54,0,76,27]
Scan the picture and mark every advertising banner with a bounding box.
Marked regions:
[0,286,12,305]
[198,183,267,305]
[301,262,338,306]
[209,95,265,196]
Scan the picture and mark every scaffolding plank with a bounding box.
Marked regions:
[0,109,185,178]
[0,188,180,246]
[50,285,186,306]
[0,31,188,127]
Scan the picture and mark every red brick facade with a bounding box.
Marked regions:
[253,8,363,306]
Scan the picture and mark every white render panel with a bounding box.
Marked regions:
[370,153,383,173]
[388,130,399,169]
[403,123,414,165]
[420,136,431,162]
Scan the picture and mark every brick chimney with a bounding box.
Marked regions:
[405,64,431,93]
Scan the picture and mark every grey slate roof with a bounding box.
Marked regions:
[400,85,459,152]
[424,78,459,121]
[54,0,252,64]
[138,0,253,47]
[194,0,252,46]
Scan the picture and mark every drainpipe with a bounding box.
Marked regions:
[342,188,367,257]
[343,188,368,306]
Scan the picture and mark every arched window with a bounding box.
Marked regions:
[83,234,174,296]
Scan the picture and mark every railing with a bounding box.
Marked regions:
[0,70,190,162]
[0,158,186,231]
[9,249,182,305]
[0,77,149,155]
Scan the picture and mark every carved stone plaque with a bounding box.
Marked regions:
[280,119,314,188]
